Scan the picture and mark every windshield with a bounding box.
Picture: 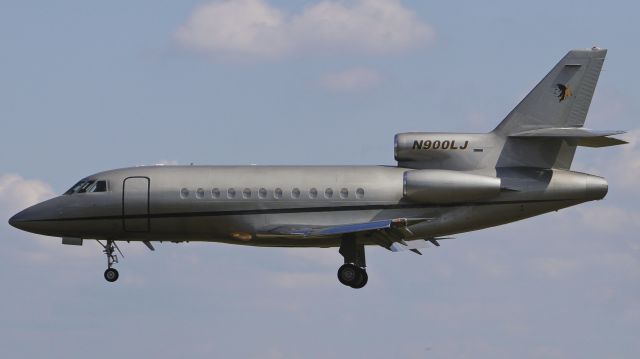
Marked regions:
[64,179,108,195]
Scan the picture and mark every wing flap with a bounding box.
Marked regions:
[257,218,451,254]
[256,218,431,239]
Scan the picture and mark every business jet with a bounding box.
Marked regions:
[9,48,626,288]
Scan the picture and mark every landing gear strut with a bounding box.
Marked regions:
[338,237,368,289]
[98,239,123,282]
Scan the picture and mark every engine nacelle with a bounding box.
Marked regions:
[403,170,501,203]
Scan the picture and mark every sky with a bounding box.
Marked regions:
[0,1,639,358]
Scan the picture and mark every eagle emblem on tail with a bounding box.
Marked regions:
[555,83,572,102]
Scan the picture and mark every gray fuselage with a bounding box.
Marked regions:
[10,165,608,248]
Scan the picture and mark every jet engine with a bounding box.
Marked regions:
[403,170,501,203]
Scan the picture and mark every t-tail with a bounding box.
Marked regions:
[395,47,627,171]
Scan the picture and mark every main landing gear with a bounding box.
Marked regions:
[338,237,368,289]
[98,239,123,283]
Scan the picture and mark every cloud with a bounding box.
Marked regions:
[0,174,98,262]
[320,67,381,92]
[175,0,434,58]
[0,174,55,215]
[175,0,289,57]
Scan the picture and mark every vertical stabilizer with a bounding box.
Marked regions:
[493,48,607,169]
[494,48,606,136]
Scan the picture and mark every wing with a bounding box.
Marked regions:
[257,218,429,238]
[256,217,449,254]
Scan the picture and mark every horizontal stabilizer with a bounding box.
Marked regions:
[510,127,627,147]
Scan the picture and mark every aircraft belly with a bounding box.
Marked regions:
[409,199,583,238]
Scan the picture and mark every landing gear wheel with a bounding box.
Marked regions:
[337,264,368,288]
[337,264,358,286]
[350,268,368,289]
[104,268,119,282]
[98,239,124,283]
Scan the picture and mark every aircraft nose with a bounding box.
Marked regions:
[8,207,37,231]
[7,199,64,235]
[8,213,20,229]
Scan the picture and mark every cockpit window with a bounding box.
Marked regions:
[64,179,108,195]
[77,180,95,193]
[65,181,86,195]
[94,180,107,192]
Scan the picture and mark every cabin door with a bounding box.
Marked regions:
[122,177,150,232]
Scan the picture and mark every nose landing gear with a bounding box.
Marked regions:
[338,237,368,289]
[104,268,119,282]
[98,239,123,283]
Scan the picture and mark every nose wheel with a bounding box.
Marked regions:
[98,239,123,283]
[338,237,368,289]
[104,268,119,282]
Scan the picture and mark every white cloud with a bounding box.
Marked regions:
[0,173,98,262]
[320,67,381,92]
[0,174,55,215]
[175,0,434,58]
[175,0,289,57]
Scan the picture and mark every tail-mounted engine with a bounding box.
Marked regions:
[403,169,501,204]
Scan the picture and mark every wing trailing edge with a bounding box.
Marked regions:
[257,218,452,254]
[257,218,431,238]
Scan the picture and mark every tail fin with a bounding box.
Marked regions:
[494,48,606,136]
[493,48,622,169]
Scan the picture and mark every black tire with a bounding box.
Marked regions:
[104,268,119,282]
[337,264,358,286]
[350,268,368,289]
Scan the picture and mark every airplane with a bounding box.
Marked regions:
[8,47,626,288]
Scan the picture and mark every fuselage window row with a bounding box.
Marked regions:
[179,187,365,200]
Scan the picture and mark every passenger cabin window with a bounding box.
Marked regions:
[258,188,267,199]
[340,188,348,199]
[274,188,283,199]
[309,188,318,199]
[242,188,252,199]
[324,188,334,198]
[196,188,205,199]
[212,188,221,199]
[228,188,236,199]
[292,188,301,199]
[180,188,190,198]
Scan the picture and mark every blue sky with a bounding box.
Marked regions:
[1,1,639,358]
